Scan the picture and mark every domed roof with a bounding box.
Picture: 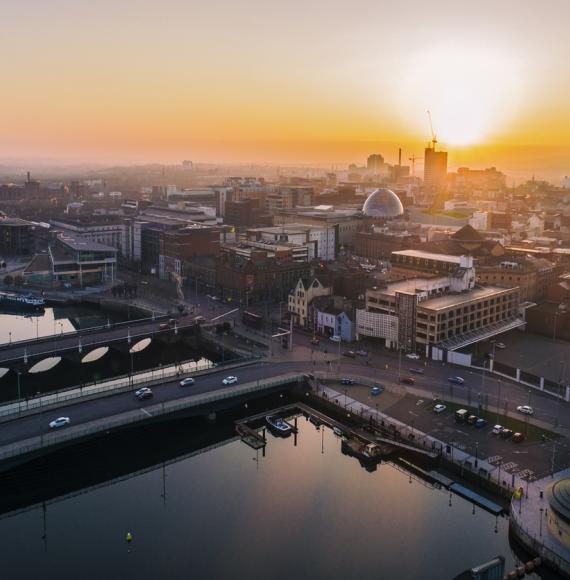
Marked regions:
[362,188,404,218]
[547,479,570,522]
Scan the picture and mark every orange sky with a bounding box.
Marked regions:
[1,0,570,181]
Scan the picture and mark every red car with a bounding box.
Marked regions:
[400,376,416,385]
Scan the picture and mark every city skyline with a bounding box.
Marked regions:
[1,0,570,181]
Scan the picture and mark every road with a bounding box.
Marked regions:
[1,353,569,458]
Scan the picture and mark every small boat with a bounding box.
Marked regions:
[265,415,292,436]
[333,426,343,437]
[309,415,322,427]
[0,292,45,312]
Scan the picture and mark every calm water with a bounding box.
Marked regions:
[0,418,541,580]
[0,306,127,345]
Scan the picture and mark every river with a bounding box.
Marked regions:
[0,414,547,580]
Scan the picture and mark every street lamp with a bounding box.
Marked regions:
[540,507,544,537]
[475,441,479,469]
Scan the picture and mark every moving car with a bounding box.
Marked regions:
[180,377,195,387]
[492,424,504,435]
[49,416,71,429]
[356,349,369,357]
[400,376,415,385]
[343,351,356,358]
[406,353,420,360]
[409,367,425,375]
[370,386,383,396]
[135,387,153,400]
[512,432,525,443]
[340,378,356,385]
[475,418,487,428]
[448,376,464,385]
[222,376,238,385]
[329,335,341,343]
[495,342,506,349]
[516,405,534,416]
[433,404,446,414]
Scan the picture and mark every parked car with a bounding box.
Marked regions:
[406,353,420,360]
[135,387,153,400]
[329,335,341,343]
[400,376,415,385]
[49,416,71,429]
[467,415,478,425]
[343,350,356,358]
[433,404,446,414]
[500,428,514,439]
[355,349,369,357]
[495,342,506,349]
[512,432,525,443]
[516,405,534,416]
[340,378,356,385]
[409,367,425,375]
[475,418,487,428]
[448,376,464,385]
[492,424,504,435]
[180,378,195,387]
[222,376,238,385]
[370,386,383,396]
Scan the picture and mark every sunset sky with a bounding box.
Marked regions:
[1,0,570,179]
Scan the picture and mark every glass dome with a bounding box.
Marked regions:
[362,188,404,218]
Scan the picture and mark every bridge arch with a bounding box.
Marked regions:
[81,346,109,364]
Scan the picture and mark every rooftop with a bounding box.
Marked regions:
[57,234,117,253]
[392,249,462,264]
[420,285,518,311]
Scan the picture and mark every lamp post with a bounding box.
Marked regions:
[475,441,479,469]
[16,370,21,413]
[540,507,544,537]
[37,391,43,446]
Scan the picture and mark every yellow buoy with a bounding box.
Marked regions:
[126,532,133,543]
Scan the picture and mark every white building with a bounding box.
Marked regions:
[288,278,331,328]
[246,224,336,261]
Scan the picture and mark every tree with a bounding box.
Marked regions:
[3,275,13,286]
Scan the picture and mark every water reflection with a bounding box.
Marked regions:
[0,415,540,580]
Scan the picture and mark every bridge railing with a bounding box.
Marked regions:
[0,373,304,462]
[0,314,170,351]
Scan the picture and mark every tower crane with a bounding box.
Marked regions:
[427,110,437,149]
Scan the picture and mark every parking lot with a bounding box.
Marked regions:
[328,376,570,482]
[384,393,570,481]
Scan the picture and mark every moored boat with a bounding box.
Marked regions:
[265,415,293,436]
[0,292,45,312]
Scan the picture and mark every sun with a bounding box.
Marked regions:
[395,46,524,146]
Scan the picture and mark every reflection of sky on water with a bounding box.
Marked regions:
[0,421,530,580]
[0,307,126,345]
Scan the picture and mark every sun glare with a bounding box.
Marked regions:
[395,46,524,146]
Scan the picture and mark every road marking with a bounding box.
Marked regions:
[455,429,468,435]
[141,409,152,418]
[409,411,419,417]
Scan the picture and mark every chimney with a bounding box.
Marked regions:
[398,148,402,166]
[27,171,31,182]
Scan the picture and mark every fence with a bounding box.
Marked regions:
[510,503,570,577]
[0,373,303,463]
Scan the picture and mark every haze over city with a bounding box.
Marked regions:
[2,0,570,181]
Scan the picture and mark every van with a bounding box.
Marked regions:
[455,409,469,422]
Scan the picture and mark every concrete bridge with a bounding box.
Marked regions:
[0,316,198,370]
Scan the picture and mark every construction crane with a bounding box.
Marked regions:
[427,110,437,149]
[408,154,423,178]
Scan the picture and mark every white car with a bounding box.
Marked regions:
[433,404,446,414]
[495,342,506,349]
[49,417,71,429]
[517,405,534,416]
[492,424,504,435]
[180,377,195,387]
[135,387,151,397]
[406,353,420,360]
[329,335,341,343]
[222,376,238,385]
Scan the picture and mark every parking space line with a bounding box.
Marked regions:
[141,409,152,418]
